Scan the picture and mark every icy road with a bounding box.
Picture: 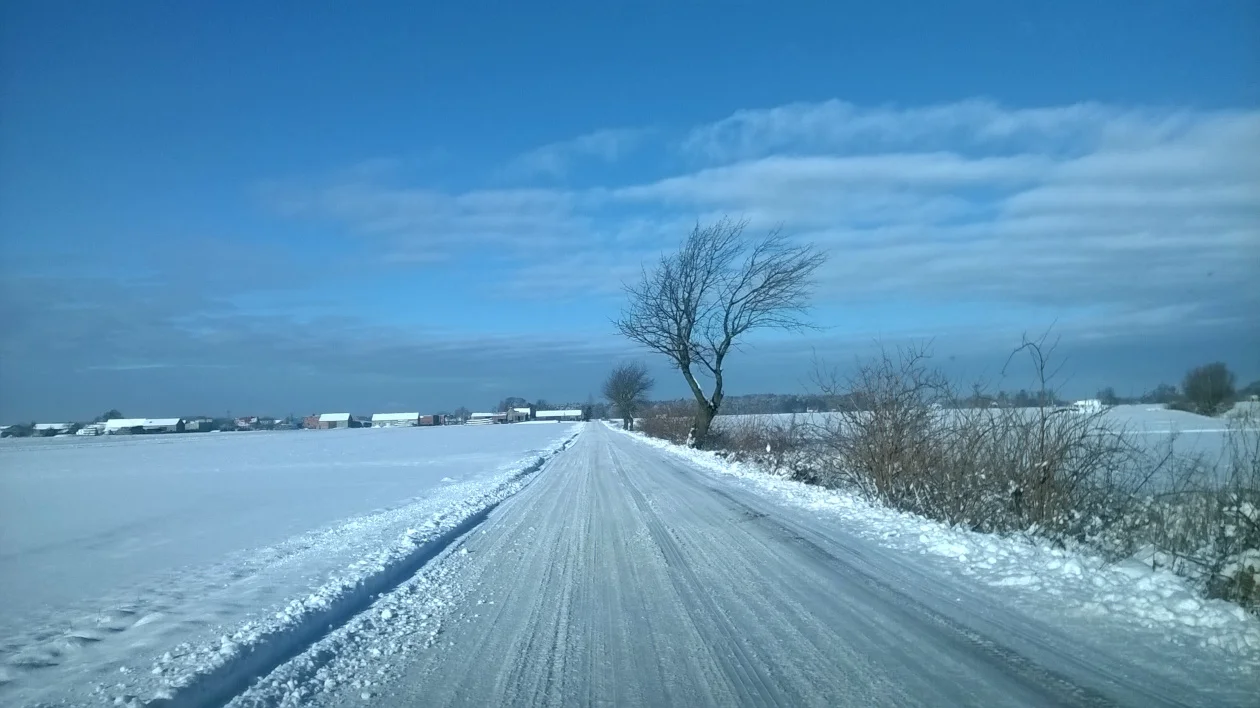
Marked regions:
[4,423,1256,706]
[281,424,1253,708]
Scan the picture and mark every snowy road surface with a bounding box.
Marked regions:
[272,424,1252,708]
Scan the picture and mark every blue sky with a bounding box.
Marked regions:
[2,1,1257,420]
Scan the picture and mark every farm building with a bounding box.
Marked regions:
[535,409,584,422]
[466,412,502,425]
[104,418,186,434]
[33,423,73,436]
[1072,399,1104,414]
[316,413,358,429]
[372,412,421,427]
[508,407,532,423]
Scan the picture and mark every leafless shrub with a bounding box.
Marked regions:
[712,414,816,476]
[798,334,1260,613]
[1118,412,1260,612]
[807,335,1151,543]
[637,401,698,445]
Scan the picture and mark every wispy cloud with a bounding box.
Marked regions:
[499,127,648,180]
[260,98,1260,336]
[679,99,1226,162]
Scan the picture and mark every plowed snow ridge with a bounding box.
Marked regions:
[140,431,578,708]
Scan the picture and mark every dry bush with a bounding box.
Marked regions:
[1118,414,1260,612]
[808,338,1150,542]
[798,336,1259,613]
[637,401,699,445]
[712,414,816,476]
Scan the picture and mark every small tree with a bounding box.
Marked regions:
[1141,383,1180,405]
[615,218,825,448]
[498,397,527,413]
[452,406,470,423]
[95,409,124,422]
[1183,362,1236,416]
[603,362,654,430]
[1097,387,1119,407]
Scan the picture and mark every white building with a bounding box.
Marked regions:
[1071,399,1104,414]
[318,413,353,429]
[104,418,186,434]
[372,412,421,428]
[33,423,73,436]
[185,418,215,432]
[466,412,500,425]
[535,409,584,422]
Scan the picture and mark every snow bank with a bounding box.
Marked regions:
[131,430,578,708]
[614,424,1260,668]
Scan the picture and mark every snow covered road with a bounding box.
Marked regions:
[277,423,1255,708]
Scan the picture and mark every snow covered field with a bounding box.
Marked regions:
[0,424,578,706]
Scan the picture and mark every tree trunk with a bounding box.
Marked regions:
[690,402,715,449]
[623,417,633,431]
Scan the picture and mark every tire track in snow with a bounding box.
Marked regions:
[607,445,787,708]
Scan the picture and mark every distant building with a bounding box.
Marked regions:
[1072,399,1104,414]
[535,409,584,422]
[467,412,502,425]
[317,413,354,429]
[104,418,186,434]
[372,412,421,427]
[33,423,73,436]
[507,407,532,423]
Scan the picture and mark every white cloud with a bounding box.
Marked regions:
[266,98,1260,337]
[679,98,1223,162]
[500,127,647,179]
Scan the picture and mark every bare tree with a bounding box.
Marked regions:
[1182,362,1235,416]
[603,362,654,430]
[616,218,826,447]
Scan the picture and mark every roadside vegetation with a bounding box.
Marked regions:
[617,217,1257,613]
[631,335,1258,613]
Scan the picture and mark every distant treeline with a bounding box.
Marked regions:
[636,370,1259,417]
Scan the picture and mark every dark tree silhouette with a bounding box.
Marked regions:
[602,362,654,430]
[1182,362,1235,416]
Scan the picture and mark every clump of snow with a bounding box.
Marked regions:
[613,424,1260,668]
